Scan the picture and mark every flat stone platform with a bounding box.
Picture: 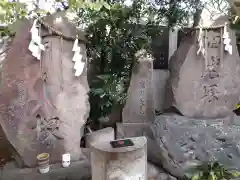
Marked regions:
[1,160,91,180]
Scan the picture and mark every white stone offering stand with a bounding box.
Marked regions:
[91,136,147,180]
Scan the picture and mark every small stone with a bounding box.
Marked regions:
[227,153,233,159]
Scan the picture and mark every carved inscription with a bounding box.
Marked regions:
[202,30,222,103]
[139,80,146,116]
[34,116,63,148]
[207,36,221,48]
[202,84,219,102]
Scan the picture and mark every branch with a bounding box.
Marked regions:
[61,1,69,10]
[0,47,10,56]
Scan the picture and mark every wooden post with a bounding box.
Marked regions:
[168,28,178,61]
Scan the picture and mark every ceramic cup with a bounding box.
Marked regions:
[62,153,71,168]
[36,153,50,174]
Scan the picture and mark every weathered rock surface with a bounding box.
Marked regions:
[145,114,240,178]
[147,162,177,180]
[165,16,240,118]
[0,12,89,167]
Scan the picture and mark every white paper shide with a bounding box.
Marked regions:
[28,19,45,60]
[72,39,85,77]
[223,23,232,55]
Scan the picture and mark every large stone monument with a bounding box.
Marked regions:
[0,12,89,167]
[165,16,240,118]
[117,50,154,138]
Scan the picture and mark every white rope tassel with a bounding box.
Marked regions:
[197,28,205,55]
[222,23,232,55]
[204,30,208,70]
[72,38,85,77]
[72,39,80,52]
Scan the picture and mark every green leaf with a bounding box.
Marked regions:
[7,19,24,33]
[92,2,103,11]
[102,2,111,10]
[100,93,106,98]
[91,88,105,95]
[97,74,110,81]
[230,170,240,177]
[208,172,216,180]
[191,174,200,180]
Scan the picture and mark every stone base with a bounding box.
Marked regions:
[1,160,91,180]
[116,123,150,139]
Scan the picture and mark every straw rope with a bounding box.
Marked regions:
[38,18,88,44]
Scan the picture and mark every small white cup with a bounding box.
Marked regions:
[62,153,71,168]
[39,166,50,174]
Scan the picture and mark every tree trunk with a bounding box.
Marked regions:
[192,0,203,27]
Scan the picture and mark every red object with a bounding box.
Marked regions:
[118,141,124,145]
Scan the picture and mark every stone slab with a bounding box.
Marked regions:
[1,157,175,180]
[1,160,91,180]
[122,50,155,124]
[116,123,150,139]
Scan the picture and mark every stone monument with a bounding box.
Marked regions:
[143,11,240,178]
[117,50,154,138]
[165,16,240,118]
[0,12,89,167]
[91,136,147,180]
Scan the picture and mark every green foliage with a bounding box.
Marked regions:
[186,161,240,180]
[82,1,163,122]
[0,0,28,24]
[0,0,28,36]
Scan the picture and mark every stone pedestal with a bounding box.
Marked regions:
[91,136,147,180]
